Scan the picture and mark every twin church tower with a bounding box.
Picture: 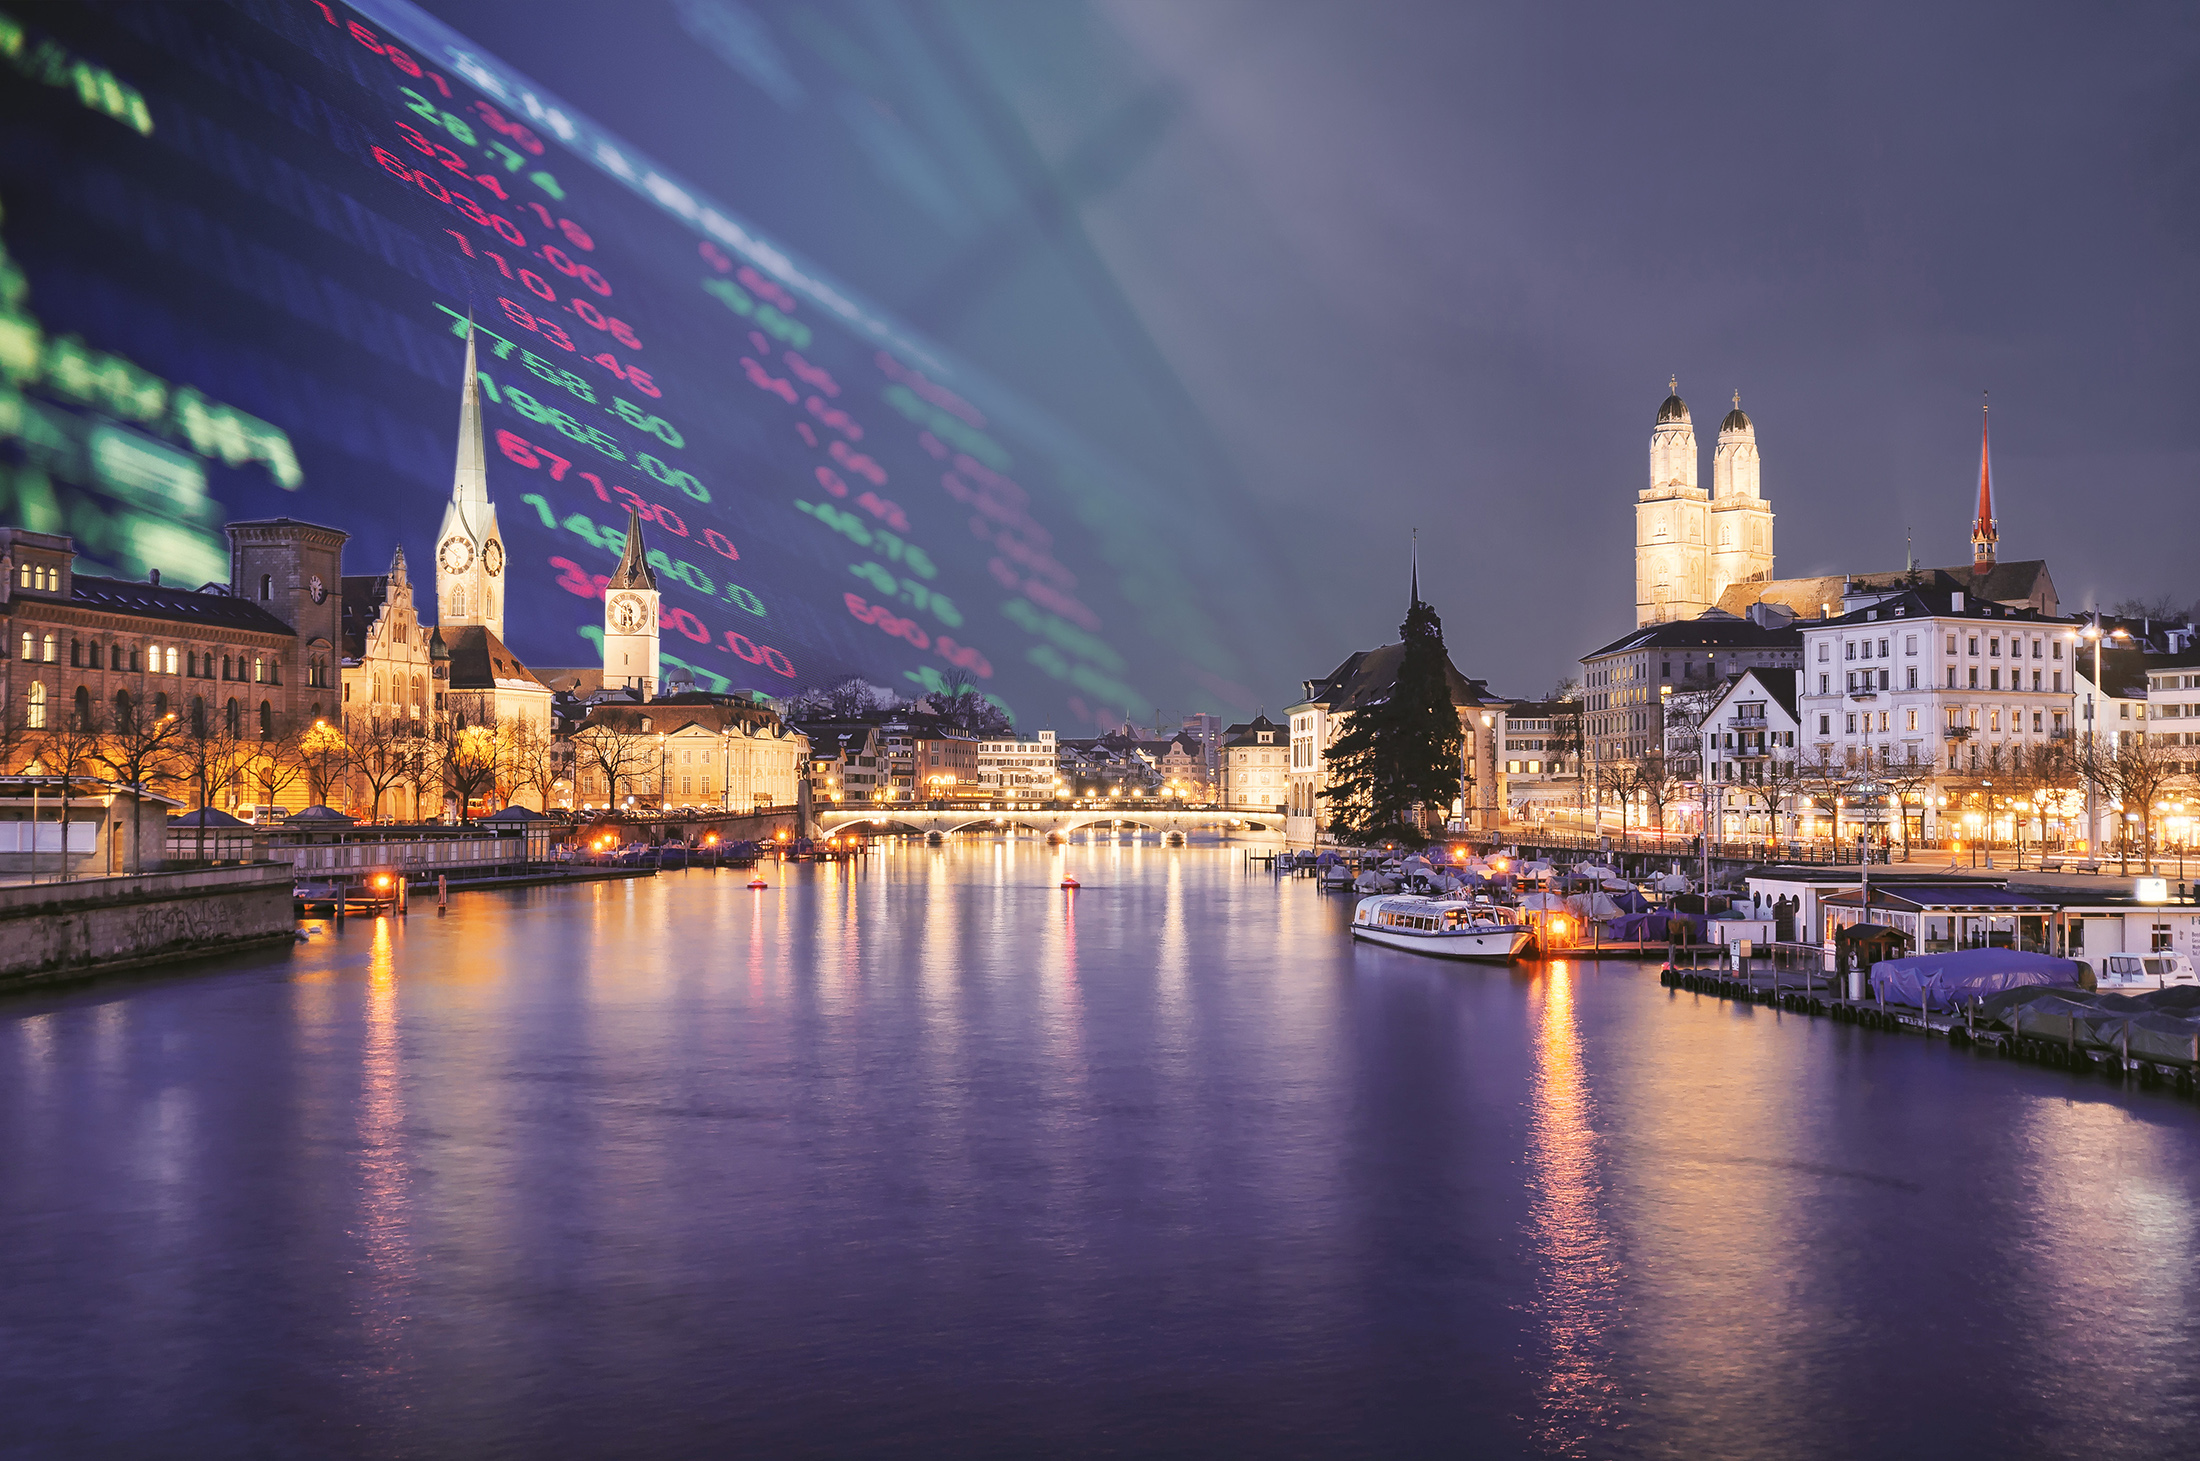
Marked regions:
[1634,378,1775,626]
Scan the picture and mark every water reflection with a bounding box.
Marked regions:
[355,916,412,1372]
[1524,961,1621,1454]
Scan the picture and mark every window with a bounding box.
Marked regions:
[2120,703,2131,720]
[1906,709,1918,731]
[1947,667,1958,689]
[2053,712,2066,734]
[253,656,264,684]
[1819,714,1831,735]
[1946,708,1961,730]
[1846,713,1857,734]
[1968,668,1979,689]
[2052,640,2063,660]
[18,631,31,661]
[259,700,272,739]
[1845,641,1856,661]
[1878,711,1889,732]
[1878,639,1889,657]
[1989,637,2000,657]
[40,632,54,663]
[1905,635,1917,655]
[1946,634,1958,654]
[1907,667,1918,689]
[165,646,178,674]
[259,574,271,600]
[2032,711,2043,733]
[26,680,45,729]
[89,643,101,670]
[191,696,205,736]
[2031,670,2041,692]
[1968,636,1979,656]
[1817,643,1829,662]
[70,639,81,668]
[2053,671,2063,692]
[1990,668,2001,690]
[1878,670,1889,690]
[113,690,133,729]
[1818,674,1829,694]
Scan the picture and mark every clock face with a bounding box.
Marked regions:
[483,539,504,577]
[438,536,473,574]
[609,592,645,634]
[308,574,326,603]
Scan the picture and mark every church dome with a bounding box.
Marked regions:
[1720,390,1752,433]
[1657,377,1689,423]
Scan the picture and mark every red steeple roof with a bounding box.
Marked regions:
[1971,394,1997,568]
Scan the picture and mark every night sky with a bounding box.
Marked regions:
[425,0,2200,706]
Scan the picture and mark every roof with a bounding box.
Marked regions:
[1812,587,2073,631]
[437,625,547,692]
[1584,615,1802,658]
[339,573,389,660]
[1223,714,1282,747]
[2079,644,2155,700]
[1821,884,2058,911]
[1657,381,1689,424]
[1714,560,2059,620]
[608,509,658,591]
[1720,392,1751,433]
[1302,641,1505,713]
[68,575,296,636]
[1717,666,1799,723]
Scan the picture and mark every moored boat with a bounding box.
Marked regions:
[1351,894,1534,961]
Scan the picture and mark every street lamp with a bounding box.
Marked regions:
[2079,617,2131,855]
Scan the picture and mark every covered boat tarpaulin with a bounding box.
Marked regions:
[1517,891,1568,912]
[1650,872,1692,893]
[1604,887,1651,914]
[1605,911,1670,943]
[1564,891,1625,920]
[1872,949,2082,1012]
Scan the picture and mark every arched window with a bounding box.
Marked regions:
[26,681,46,729]
[226,698,241,736]
[73,685,90,730]
[165,646,178,675]
[40,632,55,663]
[17,631,30,661]
[259,574,271,600]
[252,656,263,684]
[70,639,81,668]
[89,642,102,670]
[190,696,205,736]
[258,700,272,739]
[450,586,467,619]
[153,692,168,719]
[112,689,132,730]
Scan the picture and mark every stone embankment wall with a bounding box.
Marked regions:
[0,863,295,993]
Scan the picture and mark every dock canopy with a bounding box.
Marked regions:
[1870,948,2082,1011]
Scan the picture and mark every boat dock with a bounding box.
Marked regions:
[1657,961,2200,1097]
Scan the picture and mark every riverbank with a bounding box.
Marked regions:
[0,862,295,994]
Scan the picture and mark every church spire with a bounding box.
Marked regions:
[1971,392,1997,569]
[609,508,658,589]
[1409,528,1420,609]
[452,319,488,510]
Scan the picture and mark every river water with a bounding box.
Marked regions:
[3,840,2197,1458]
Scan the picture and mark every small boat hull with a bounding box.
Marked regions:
[1351,894,1533,961]
[1350,923,1533,960]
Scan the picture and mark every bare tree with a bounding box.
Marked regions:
[295,717,352,809]
[1797,751,1853,854]
[347,712,424,822]
[2088,733,2185,872]
[442,722,501,822]
[176,709,252,862]
[2110,593,2188,621]
[244,728,309,817]
[95,705,189,874]
[573,713,657,811]
[1880,752,1942,860]
[499,716,562,812]
[1630,752,1679,833]
[30,702,107,881]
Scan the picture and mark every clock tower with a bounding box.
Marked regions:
[602,507,660,698]
[435,324,505,641]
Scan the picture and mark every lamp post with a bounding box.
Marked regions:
[2080,616,2130,857]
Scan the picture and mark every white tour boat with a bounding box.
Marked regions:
[1351,895,1534,961]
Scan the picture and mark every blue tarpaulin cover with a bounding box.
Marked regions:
[1870,948,2081,1011]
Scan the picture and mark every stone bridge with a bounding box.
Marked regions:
[816,804,1282,839]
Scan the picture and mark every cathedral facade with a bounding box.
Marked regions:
[1635,380,1774,626]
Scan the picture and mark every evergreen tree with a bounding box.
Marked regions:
[1320,575,1465,844]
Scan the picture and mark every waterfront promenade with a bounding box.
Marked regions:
[4,840,2198,1456]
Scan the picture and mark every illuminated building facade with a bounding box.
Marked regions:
[0,524,324,762]
[1637,381,1776,626]
[976,730,1057,794]
[1222,715,1286,814]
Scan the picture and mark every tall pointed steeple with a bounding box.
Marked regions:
[452,320,489,511]
[435,322,506,639]
[1408,528,1420,609]
[602,507,661,698]
[1971,392,1997,569]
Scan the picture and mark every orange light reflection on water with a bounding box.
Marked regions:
[1525,960,1622,1454]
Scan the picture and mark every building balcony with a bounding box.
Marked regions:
[1728,712,1767,728]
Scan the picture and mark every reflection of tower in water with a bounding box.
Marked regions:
[1525,964,1622,1454]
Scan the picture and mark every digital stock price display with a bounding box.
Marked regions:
[0,0,1268,725]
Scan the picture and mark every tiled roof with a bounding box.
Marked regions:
[339,573,389,660]
[1585,616,1803,658]
[438,625,546,691]
[68,576,294,636]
